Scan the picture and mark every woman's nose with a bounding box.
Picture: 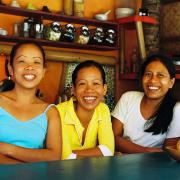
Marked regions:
[24,64,34,70]
[150,75,158,82]
[85,84,94,91]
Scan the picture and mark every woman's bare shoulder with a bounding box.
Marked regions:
[0,91,12,100]
[0,91,13,107]
[44,103,60,121]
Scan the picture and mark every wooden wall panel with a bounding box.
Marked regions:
[38,60,64,103]
[0,56,6,80]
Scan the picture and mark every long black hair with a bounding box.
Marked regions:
[140,54,176,135]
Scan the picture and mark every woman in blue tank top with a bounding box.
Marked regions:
[0,42,62,164]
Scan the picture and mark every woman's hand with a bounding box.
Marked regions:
[146,147,163,153]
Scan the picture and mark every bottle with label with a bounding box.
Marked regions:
[74,0,84,17]
[64,0,73,16]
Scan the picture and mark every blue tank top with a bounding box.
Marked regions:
[0,104,54,149]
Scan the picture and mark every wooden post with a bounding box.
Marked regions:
[135,21,146,61]
[120,26,125,74]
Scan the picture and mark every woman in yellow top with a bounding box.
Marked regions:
[57,60,114,160]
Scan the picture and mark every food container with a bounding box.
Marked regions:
[104,29,116,46]
[89,27,105,45]
[44,22,61,41]
[61,24,76,42]
[76,26,90,44]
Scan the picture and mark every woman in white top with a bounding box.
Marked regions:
[112,54,180,153]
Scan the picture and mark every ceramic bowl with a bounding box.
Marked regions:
[115,8,135,19]
[94,14,108,21]
[165,146,180,161]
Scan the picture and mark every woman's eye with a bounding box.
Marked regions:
[144,72,152,77]
[94,82,101,85]
[157,73,165,78]
[78,82,85,86]
[34,61,41,64]
[18,60,25,63]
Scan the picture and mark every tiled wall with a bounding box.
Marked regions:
[142,0,161,55]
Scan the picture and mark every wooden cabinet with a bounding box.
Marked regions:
[0,4,119,103]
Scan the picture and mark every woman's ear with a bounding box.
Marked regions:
[170,78,175,88]
[8,63,13,77]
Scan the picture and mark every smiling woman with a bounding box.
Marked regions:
[112,53,180,154]
[56,60,114,160]
[0,42,62,164]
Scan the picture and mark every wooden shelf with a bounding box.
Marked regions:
[0,4,119,51]
[0,35,118,51]
[0,4,117,28]
[116,15,157,25]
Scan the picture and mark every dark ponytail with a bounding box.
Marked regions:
[145,89,176,134]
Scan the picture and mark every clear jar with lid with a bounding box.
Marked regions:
[44,22,62,41]
[76,26,90,44]
[61,24,76,42]
[89,27,105,45]
[104,29,116,46]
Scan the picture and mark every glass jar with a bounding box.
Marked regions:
[44,22,62,41]
[62,24,76,42]
[76,26,90,44]
[104,29,116,46]
[89,27,105,45]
